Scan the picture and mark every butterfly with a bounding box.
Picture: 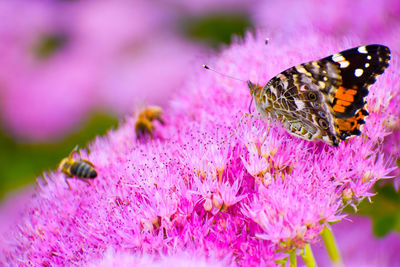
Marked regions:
[248,44,391,146]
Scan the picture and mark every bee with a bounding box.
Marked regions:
[58,146,97,188]
[135,105,165,139]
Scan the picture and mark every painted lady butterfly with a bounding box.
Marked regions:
[248,44,391,146]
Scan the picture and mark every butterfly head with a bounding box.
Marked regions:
[247,80,263,97]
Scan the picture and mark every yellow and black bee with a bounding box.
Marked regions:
[135,105,164,139]
[58,146,97,188]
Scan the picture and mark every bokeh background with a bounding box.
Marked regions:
[0,0,399,261]
[0,0,255,198]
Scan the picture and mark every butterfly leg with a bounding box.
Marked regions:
[220,113,255,145]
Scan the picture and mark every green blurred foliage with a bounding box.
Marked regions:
[181,12,254,49]
[0,113,119,200]
[34,33,67,59]
[346,183,400,237]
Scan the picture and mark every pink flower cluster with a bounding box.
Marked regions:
[1,28,398,265]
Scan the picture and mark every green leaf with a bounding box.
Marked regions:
[181,12,254,49]
[347,183,400,237]
[34,33,67,59]
[373,214,396,237]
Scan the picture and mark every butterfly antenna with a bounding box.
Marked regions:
[202,65,247,83]
[248,38,270,114]
[256,38,270,84]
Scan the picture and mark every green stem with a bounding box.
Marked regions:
[321,225,343,266]
[289,250,297,267]
[301,244,317,267]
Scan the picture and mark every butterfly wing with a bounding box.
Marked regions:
[272,44,391,146]
[303,45,390,140]
[257,68,341,146]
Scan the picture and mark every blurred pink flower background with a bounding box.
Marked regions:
[1,0,400,266]
[0,0,203,141]
[313,216,400,267]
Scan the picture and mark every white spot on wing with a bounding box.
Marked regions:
[357,46,368,54]
[294,99,305,110]
[332,53,350,68]
[355,68,363,77]
[295,65,310,75]
[326,62,340,79]
[367,55,372,60]
[339,61,350,68]
[365,63,370,68]
[322,135,332,144]
[332,54,345,62]
[270,86,277,96]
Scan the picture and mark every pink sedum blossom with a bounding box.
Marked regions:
[380,58,400,189]
[383,130,400,190]
[1,29,399,265]
[90,249,232,267]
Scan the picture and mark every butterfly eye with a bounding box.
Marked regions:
[308,92,317,101]
[319,118,329,129]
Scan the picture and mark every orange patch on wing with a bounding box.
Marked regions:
[336,99,352,107]
[335,108,367,132]
[332,86,359,113]
[355,108,367,122]
[336,117,356,131]
[333,105,346,113]
[333,99,351,113]
[335,87,357,102]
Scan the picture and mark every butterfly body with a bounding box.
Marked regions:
[249,44,391,146]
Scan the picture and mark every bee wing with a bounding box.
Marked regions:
[80,159,95,167]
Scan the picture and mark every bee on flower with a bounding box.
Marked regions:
[58,146,97,188]
[135,105,165,139]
